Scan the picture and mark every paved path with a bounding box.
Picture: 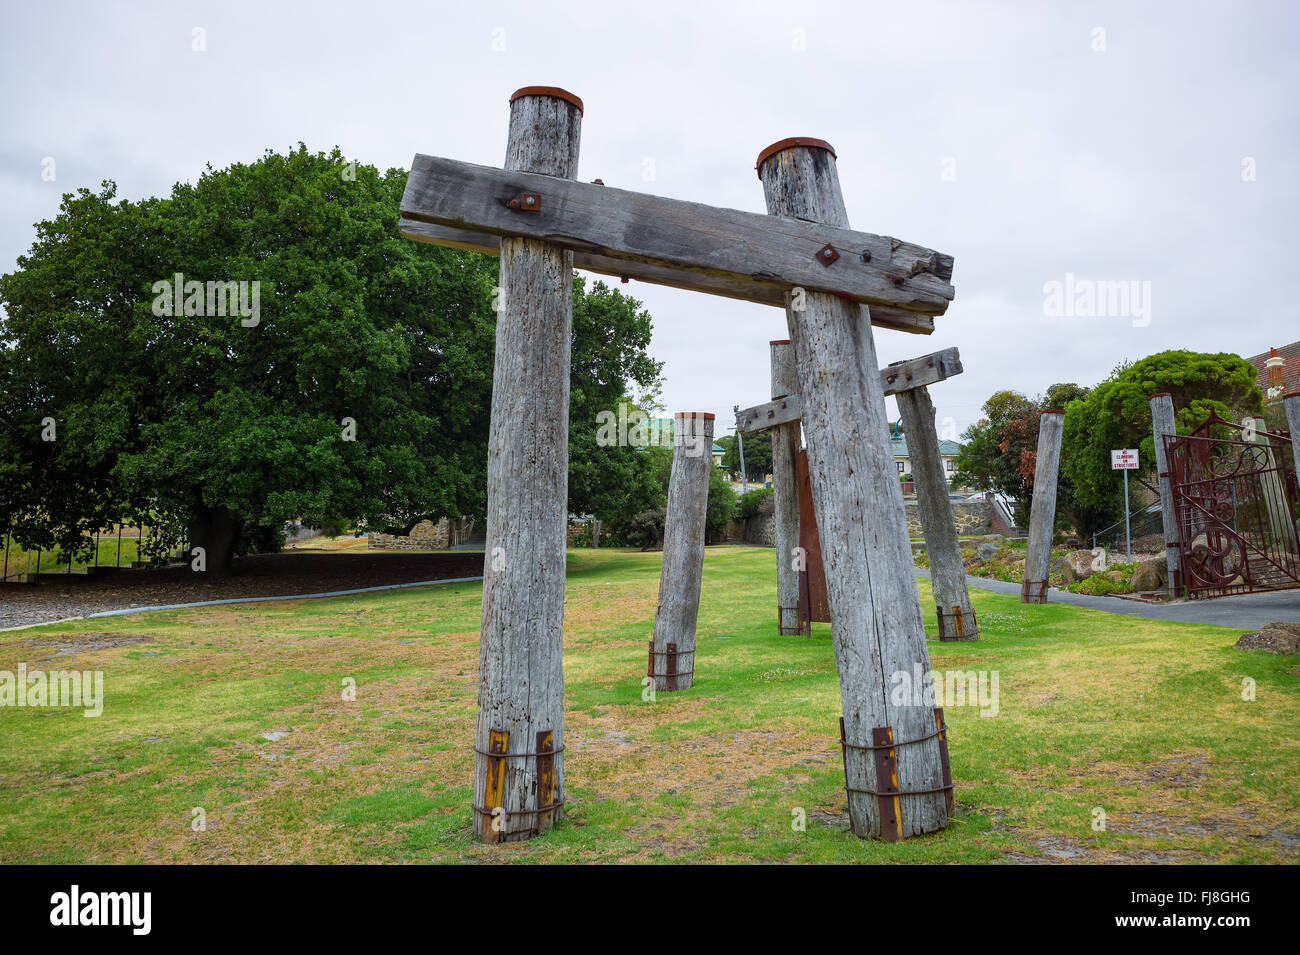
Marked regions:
[915,568,1300,630]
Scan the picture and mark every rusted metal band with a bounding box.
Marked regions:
[649,669,695,677]
[509,86,584,115]
[845,783,955,797]
[839,725,948,752]
[646,649,692,657]
[472,744,566,759]
[471,799,566,819]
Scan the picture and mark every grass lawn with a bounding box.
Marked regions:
[1,546,1296,863]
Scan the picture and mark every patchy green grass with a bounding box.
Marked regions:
[0,545,1296,863]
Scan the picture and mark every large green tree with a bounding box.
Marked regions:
[0,146,661,573]
[1061,351,1264,515]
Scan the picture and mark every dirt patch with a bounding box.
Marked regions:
[23,632,155,655]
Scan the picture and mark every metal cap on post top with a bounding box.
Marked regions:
[508,86,584,115]
[755,138,837,180]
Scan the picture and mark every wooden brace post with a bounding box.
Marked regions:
[1021,410,1065,604]
[649,413,715,692]
[759,139,949,839]
[471,86,581,842]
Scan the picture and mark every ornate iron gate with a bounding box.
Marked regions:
[1163,414,1300,599]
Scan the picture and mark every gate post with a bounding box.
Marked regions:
[897,385,978,640]
[1149,393,1183,599]
[1285,390,1300,495]
[473,86,582,843]
[769,341,802,634]
[649,412,714,692]
[1021,409,1064,604]
[758,139,948,839]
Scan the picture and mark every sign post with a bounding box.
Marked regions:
[1111,448,1139,562]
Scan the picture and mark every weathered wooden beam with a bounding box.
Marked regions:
[399,155,955,318]
[1021,410,1064,604]
[881,347,962,395]
[649,413,714,692]
[736,394,804,435]
[399,220,937,335]
[769,342,802,633]
[1286,391,1300,505]
[736,347,962,434]
[471,87,580,843]
[760,138,948,840]
[896,385,978,641]
[1149,393,1183,599]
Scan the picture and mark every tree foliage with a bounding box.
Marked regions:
[1061,350,1264,515]
[0,146,662,572]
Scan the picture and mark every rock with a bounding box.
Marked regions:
[1234,622,1300,655]
[1132,557,1162,592]
[975,542,999,563]
[1061,549,1097,584]
[1153,553,1168,585]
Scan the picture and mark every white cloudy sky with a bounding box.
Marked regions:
[2,0,1297,438]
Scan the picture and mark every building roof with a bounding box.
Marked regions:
[1245,342,1300,399]
[891,436,960,458]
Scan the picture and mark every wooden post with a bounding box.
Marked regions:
[769,340,802,634]
[1021,410,1064,604]
[758,139,948,839]
[896,386,978,640]
[649,412,714,692]
[473,86,582,843]
[1285,391,1300,490]
[1149,393,1183,599]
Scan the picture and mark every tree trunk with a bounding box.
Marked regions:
[759,140,948,840]
[1149,393,1183,599]
[188,504,242,577]
[649,413,714,692]
[897,385,978,640]
[473,87,582,843]
[769,340,802,634]
[591,519,601,548]
[1022,410,1064,603]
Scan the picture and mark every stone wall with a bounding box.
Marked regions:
[728,499,991,545]
[368,517,477,551]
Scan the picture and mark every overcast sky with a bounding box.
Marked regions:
[3,0,1297,439]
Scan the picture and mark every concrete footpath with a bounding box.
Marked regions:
[915,568,1300,631]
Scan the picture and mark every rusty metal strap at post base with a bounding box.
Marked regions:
[844,784,955,797]
[838,724,950,752]
[935,605,978,640]
[472,744,567,759]
[471,799,567,820]
[1020,579,1048,603]
[776,605,803,636]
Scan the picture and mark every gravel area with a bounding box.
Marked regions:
[0,551,484,630]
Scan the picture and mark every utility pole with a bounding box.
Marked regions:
[733,404,747,492]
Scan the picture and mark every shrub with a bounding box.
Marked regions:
[735,487,773,520]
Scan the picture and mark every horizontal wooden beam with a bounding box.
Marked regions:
[737,394,803,434]
[736,347,963,433]
[880,346,962,395]
[400,220,937,335]
[399,155,955,319]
